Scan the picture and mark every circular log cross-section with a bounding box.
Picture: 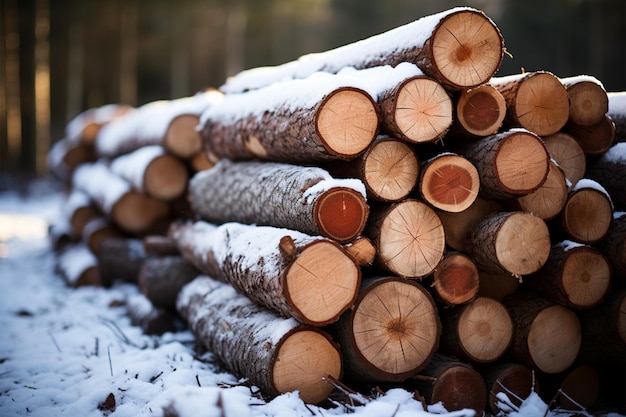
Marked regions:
[111,191,170,235]
[314,188,369,243]
[566,114,616,156]
[419,153,479,213]
[483,362,536,415]
[316,88,380,158]
[542,132,586,185]
[143,153,189,201]
[562,180,614,244]
[429,10,504,89]
[455,84,506,137]
[431,251,479,305]
[164,114,202,158]
[562,77,608,127]
[515,159,569,221]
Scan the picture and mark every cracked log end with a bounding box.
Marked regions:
[495,130,550,195]
[514,72,570,136]
[314,187,369,243]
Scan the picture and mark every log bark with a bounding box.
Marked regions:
[329,276,440,383]
[469,211,551,277]
[188,160,368,243]
[96,236,148,285]
[138,255,199,311]
[560,75,608,127]
[512,159,569,221]
[457,128,550,200]
[411,352,487,414]
[418,152,479,213]
[448,83,507,138]
[169,220,360,326]
[585,143,626,211]
[176,276,342,404]
[365,199,446,278]
[200,82,379,165]
[325,135,419,202]
[72,162,170,235]
[596,211,625,283]
[503,290,581,374]
[479,361,537,415]
[560,178,614,244]
[439,296,513,363]
[430,251,479,306]
[565,114,616,156]
[525,240,612,309]
[477,269,520,301]
[55,243,101,287]
[607,91,626,143]
[490,71,569,136]
[541,132,586,185]
[126,293,179,336]
[109,145,189,201]
[219,7,504,93]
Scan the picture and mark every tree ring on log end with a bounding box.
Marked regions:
[562,247,611,308]
[112,191,169,235]
[314,187,369,243]
[352,277,439,376]
[165,114,202,158]
[495,212,550,276]
[430,10,504,89]
[285,240,360,326]
[363,138,419,202]
[144,155,189,201]
[514,72,569,136]
[315,87,379,158]
[431,365,487,414]
[421,154,479,213]
[458,297,513,362]
[542,132,586,184]
[272,328,342,404]
[457,85,506,136]
[433,252,479,305]
[495,131,549,195]
[562,188,613,244]
[527,306,581,374]
[567,81,608,126]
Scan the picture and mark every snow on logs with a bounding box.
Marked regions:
[177,276,342,404]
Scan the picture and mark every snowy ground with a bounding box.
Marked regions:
[0,176,623,417]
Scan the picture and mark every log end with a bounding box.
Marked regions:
[514,72,570,136]
[432,252,479,305]
[566,115,616,156]
[562,246,612,309]
[420,153,479,213]
[363,138,419,202]
[567,81,609,126]
[315,187,369,243]
[542,132,586,185]
[456,84,507,136]
[164,114,202,158]
[430,364,487,414]
[144,154,190,201]
[563,186,614,244]
[487,363,536,414]
[516,160,569,221]
[112,191,170,235]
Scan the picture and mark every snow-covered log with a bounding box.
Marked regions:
[607,91,626,142]
[138,255,199,311]
[168,220,360,327]
[55,243,101,287]
[47,137,96,182]
[176,276,342,404]
[220,7,504,93]
[65,103,133,146]
[188,160,368,243]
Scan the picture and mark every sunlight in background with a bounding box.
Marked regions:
[0,213,49,258]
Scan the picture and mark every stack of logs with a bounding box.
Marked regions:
[47,6,625,416]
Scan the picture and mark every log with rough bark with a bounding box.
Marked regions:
[325,135,419,202]
[126,293,179,336]
[490,71,570,136]
[607,91,626,142]
[365,199,446,278]
[560,178,614,244]
[109,145,189,201]
[585,143,626,211]
[512,159,569,221]
[418,152,479,213]
[597,211,625,282]
[503,290,581,374]
[55,243,101,287]
[469,211,551,277]
[188,160,368,243]
[65,103,133,146]
[429,251,479,306]
[72,162,170,235]
[342,236,376,267]
[560,75,608,127]
[480,361,537,415]
[329,276,440,383]
[477,269,520,301]
[177,276,342,404]
[220,7,504,93]
[201,73,380,165]
[169,220,360,326]
[525,240,612,310]
[96,236,148,285]
[565,114,616,156]
[439,296,513,364]
[541,132,586,185]
[411,352,487,414]
[457,128,550,200]
[448,83,507,138]
[138,255,199,311]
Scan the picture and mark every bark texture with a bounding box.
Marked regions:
[138,255,200,310]
[585,143,626,211]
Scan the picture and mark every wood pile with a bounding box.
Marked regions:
[47,6,625,416]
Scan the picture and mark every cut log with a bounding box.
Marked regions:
[490,71,569,136]
[430,251,479,306]
[365,199,446,278]
[342,236,376,267]
[219,7,504,93]
[560,178,614,244]
[436,197,503,252]
[47,138,95,182]
[439,296,513,363]
[65,103,133,146]
[201,76,379,164]
[411,353,487,414]
[188,160,368,243]
[177,276,342,404]
[503,290,581,374]
[607,91,626,142]
[138,255,199,311]
[449,83,507,138]
[565,114,616,156]
[55,243,101,287]
[577,289,626,365]
[596,211,625,283]
[480,361,537,415]
[328,276,440,383]
[541,132,586,185]
[525,240,611,310]
[538,364,600,411]
[585,143,626,211]
[126,293,179,336]
[142,235,179,256]
[469,211,551,277]
[188,149,215,173]
[512,159,569,221]
[477,269,520,301]
[418,152,479,213]
[169,220,360,327]
[61,189,99,240]
[560,75,608,127]
[96,236,147,285]
[325,135,419,202]
[109,145,189,201]
[457,128,550,200]
[81,216,125,254]
[72,162,170,235]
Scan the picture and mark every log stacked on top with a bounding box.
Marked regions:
[47,6,625,415]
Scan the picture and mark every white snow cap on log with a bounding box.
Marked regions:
[66,104,133,144]
[58,243,98,285]
[109,145,166,191]
[559,74,606,87]
[608,91,626,114]
[72,162,131,213]
[62,189,92,219]
[600,142,626,163]
[219,7,474,93]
